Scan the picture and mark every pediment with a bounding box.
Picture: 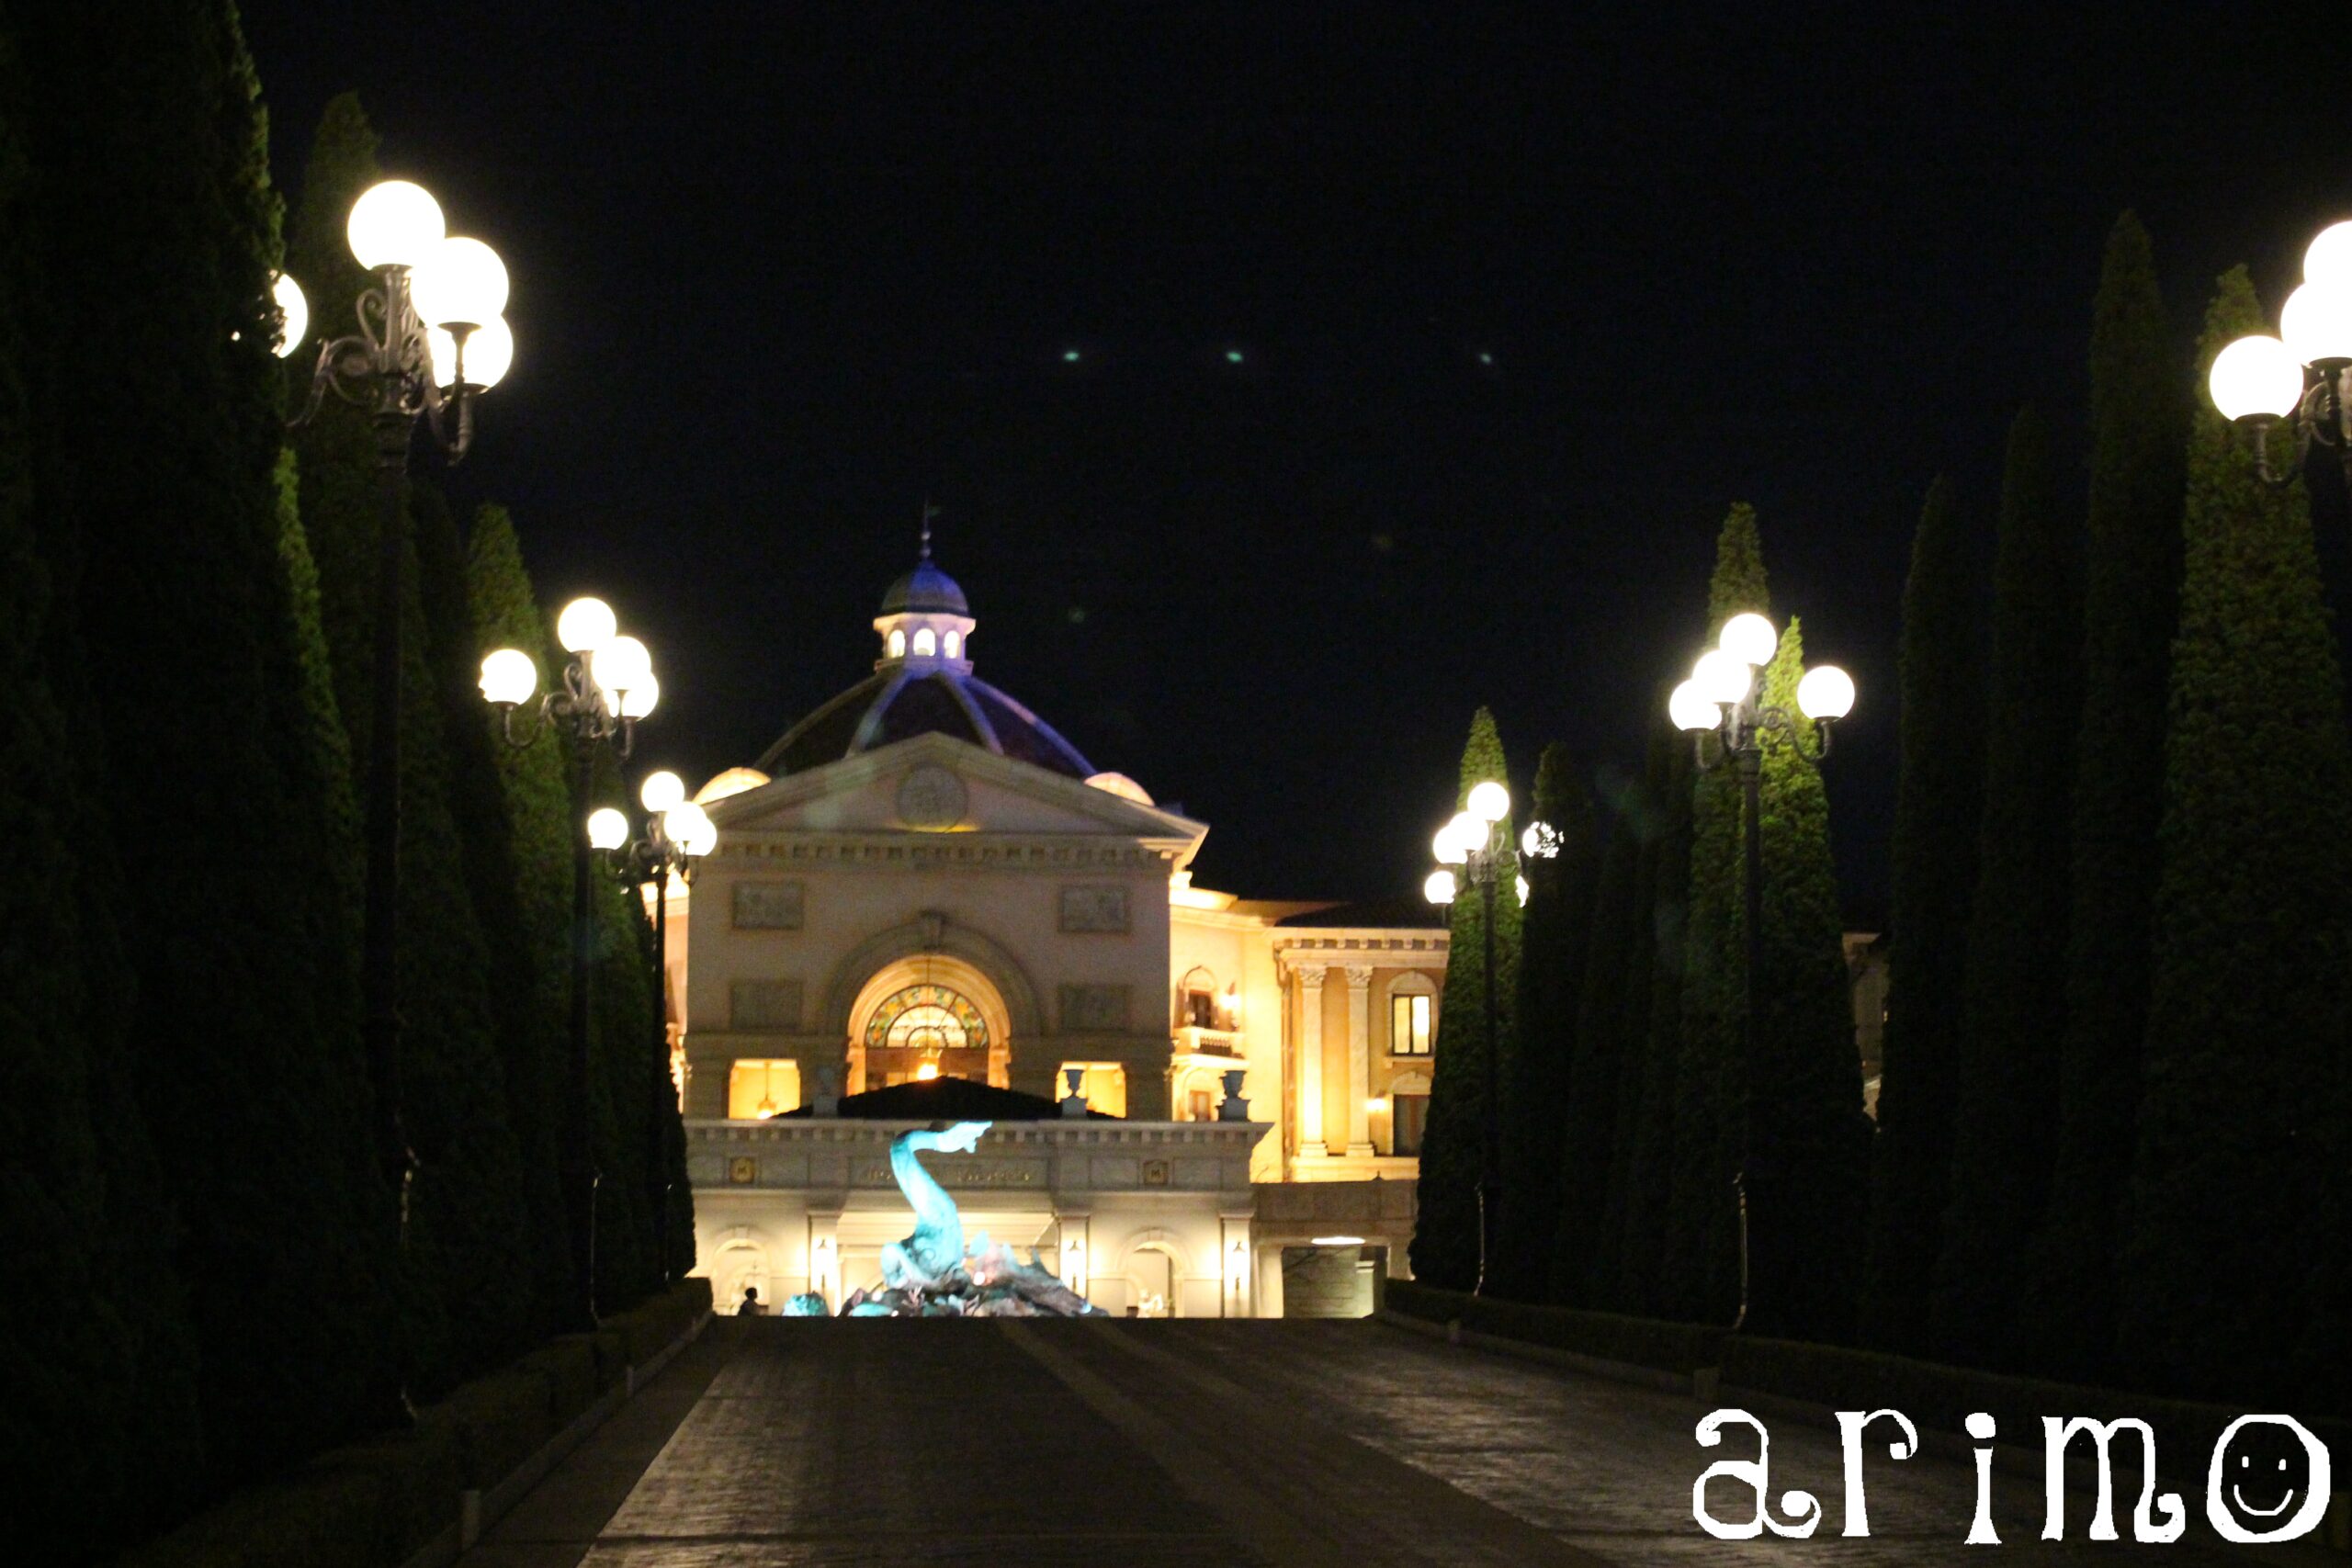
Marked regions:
[704,732,1206,852]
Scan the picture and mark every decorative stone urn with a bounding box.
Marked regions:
[1216,1067,1250,1122]
[1059,1065,1089,1118]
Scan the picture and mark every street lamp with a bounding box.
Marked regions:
[1669,610,1854,1331]
[285,178,514,1223]
[1421,777,1522,1295]
[2206,220,2352,489]
[600,773,717,1285]
[480,597,658,1325]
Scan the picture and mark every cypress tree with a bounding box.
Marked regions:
[19,0,400,1488]
[1745,617,1871,1341]
[1933,409,2081,1368]
[1860,478,1985,1353]
[416,489,572,1337]
[2117,269,2352,1406]
[1611,728,1694,1315]
[2030,212,2188,1382]
[0,24,200,1543]
[1408,707,1521,1292]
[1493,743,1598,1301]
[1530,748,1616,1303]
[1660,504,1769,1324]
[1580,727,1669,1307]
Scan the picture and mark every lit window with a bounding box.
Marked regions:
[888,628,907,658]
[728,1059,802,1119]
[1057,1062,1127,1117]
[912,626,937,657]
[944,629,962,659]
[1390,993,1432,1055]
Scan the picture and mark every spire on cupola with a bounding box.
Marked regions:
[874,502,975,670]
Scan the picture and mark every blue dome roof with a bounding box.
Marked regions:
[879,560,968,616]
[755,668,1095,781]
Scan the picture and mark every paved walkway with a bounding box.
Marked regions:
[460,1317,2338,1566]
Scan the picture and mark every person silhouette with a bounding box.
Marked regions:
[739,1285,768,1316]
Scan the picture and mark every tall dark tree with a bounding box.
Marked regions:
[2118,269,2352,1407]
[1860,477,1985,1354]
[417,489,572,1338]
[1581,727,1671,1307]
[2030,212,2188,1383]
[285,102,535,1392]
[1610,725,1693,1316]
[1660,504,1769,1324]
[1933,409,2081,1369]
[0,19,200,1546]
[1744,618,1871,1341]
[1492,743,1598,1301]
[1530,749,1617,1303]
[18,0,400,1491]
[1408,707,1521,1291]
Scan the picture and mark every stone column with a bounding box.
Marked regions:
[1344,965,1374,1156]
[1294,962,1328,1159]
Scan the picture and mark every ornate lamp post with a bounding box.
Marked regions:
[598,772,717,1285]
[1420,778,1523,1296]
[282,180,514,1219]
[1668,611,1855,1330]
[480,597,659,1325]
[2206,220,2352,490]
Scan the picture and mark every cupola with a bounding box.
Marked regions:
[873,524,975,671]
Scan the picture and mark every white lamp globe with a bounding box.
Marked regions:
[1466,779,1510,823]
[665,801,718,858]
[1717,611,1777,667]
[639,770,686,814]
[427,316,513,390]
[1692,648,1752,705]
[2280,283,2352,366]
[1423,868,1457,906]
[270,272,308,357]
[585,807,629,852]
[477,647,537,706]
[1448,810,1485,855]
[2304,221,2352,290]
[1515,874,1531,908]
[411,236,508,328]
[1797,664,1857,721]
[1669,679,1722,732]
[618,673,660,720]
[1521,820,1561,859]
[1432,821,1468,866]
[556,597,616,655]
[593,634,652,696]
[346,179,445,269]
[2207,334,2303,421]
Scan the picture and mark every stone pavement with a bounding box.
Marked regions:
[460,1316,2339,1566]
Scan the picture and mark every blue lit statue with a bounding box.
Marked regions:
[826,1120,1104,1318]
[879,1120,989,1292]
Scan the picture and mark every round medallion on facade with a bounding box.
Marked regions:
[896,762,968,829]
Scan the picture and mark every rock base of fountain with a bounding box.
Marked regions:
[781,1121,1106,1318]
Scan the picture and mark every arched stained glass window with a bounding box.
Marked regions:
[864,984,990,1054]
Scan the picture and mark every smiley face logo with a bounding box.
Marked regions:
[2205,1416,2331,1543]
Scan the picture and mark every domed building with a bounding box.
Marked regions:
[667,540,1451,1319]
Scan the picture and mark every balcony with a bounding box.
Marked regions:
[1172,1025,1242,1058]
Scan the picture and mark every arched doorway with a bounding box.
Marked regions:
[844,954,1012,1092]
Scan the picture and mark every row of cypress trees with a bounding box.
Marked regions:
[1871,216,2349,1412]
[1415,213,2350,1414]
[1411,505,1868,1344]
[0,9,691,1560]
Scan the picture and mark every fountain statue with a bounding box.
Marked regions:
[817,1121,1104,1318]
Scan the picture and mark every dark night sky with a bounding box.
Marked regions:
[242,2,2352,916]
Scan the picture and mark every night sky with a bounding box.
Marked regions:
[243,3,2352,916]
